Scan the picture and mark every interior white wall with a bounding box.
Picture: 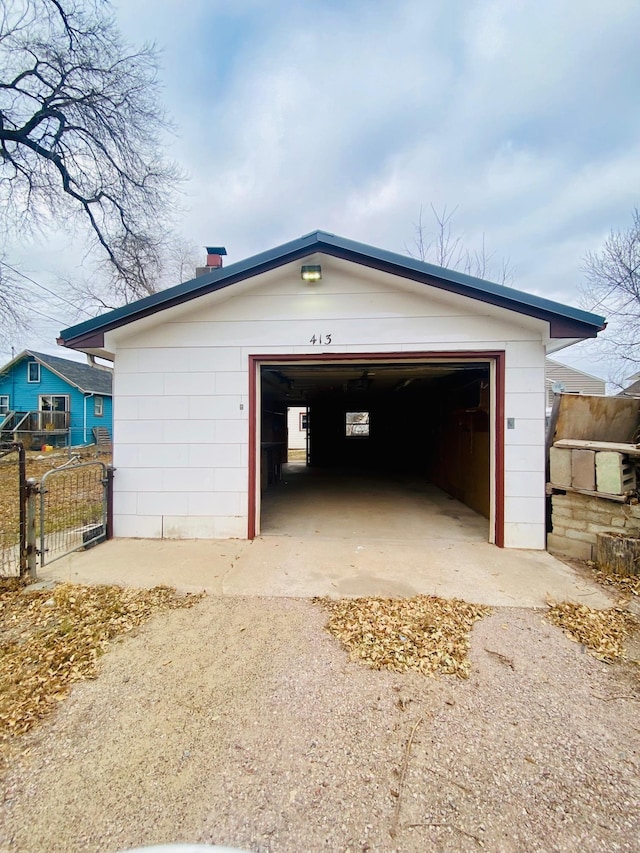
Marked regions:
[287,407,307,450]
[110,258,548,548]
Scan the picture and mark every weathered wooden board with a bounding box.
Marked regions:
[596,531,640,576]
[554,439,640,456]
[552,395,639,444]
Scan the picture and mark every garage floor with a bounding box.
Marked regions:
[260,463,489,541]
[37,462,614,607]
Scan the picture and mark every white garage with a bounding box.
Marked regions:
[58,231,604,549]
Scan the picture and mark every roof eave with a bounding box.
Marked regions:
[58,231,606,349]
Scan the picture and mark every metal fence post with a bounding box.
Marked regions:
[16,443,27,578]
[106,464,115,540]
[25,478,38,581]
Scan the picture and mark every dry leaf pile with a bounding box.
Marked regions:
[594,570,640,599]
[0,580,203,745]
[546,602,638,663]
[317,595,490,678]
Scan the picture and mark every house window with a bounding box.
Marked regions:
[299,412,308,431]
[39,395,69,412]
[27,362,40,383]
[38,395,69,431]
[346,411,370,437]
[94,396,104,417]
[0,395,9,415]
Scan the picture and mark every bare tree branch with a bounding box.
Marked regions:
[406,204,514,286]
[581,209,640,373]
[0,0,184,327]
[0,256,27,347]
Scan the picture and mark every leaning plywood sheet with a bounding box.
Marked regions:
[554,439,640,455]
[552,394,639,443]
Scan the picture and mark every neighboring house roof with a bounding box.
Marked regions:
[545,358,606,407]
[618,379,640,397]
[0,350,112,395]
[545,358,606,390]
[58,230,606,351]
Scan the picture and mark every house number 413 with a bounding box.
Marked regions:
[310,333,332,345]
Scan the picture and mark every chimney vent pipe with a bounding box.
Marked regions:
[196,246,227,277]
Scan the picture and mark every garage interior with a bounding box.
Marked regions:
[258,359,493,542]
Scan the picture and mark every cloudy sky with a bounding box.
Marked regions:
[6,0,640,380]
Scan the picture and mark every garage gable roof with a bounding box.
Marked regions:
[58,230,606,349]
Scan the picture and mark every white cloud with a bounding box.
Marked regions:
[3,0,640,380]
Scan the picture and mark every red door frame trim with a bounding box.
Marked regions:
[248,351,506,547]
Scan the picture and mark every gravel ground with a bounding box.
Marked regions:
[1,596,639,853]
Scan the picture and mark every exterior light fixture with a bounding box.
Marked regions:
[301,264,322,282]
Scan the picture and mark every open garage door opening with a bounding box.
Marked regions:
[252,354,503,545]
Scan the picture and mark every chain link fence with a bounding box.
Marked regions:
[0,448,112,579]
[39,461,109,566]
[0,443,27,578]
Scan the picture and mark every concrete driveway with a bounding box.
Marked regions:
[38,534,613,608]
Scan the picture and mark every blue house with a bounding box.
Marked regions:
[0,350,112,448]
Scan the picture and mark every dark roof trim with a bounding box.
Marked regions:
[58,230,606,348]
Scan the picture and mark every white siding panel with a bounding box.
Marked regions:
[188,443,242,468]
[504,393,546,420]
[188,347,243,372]
[189,396,242,420]
[164,372,216,396]
[116,372,164,395]
[125,315,539,351]
[504,471,544,498]
[504,419,545,446]
[136,348,193,372]
[114,468,162,492]
[163,419,215,443]
[504,444,544,473]
[114,397,139,419]
[137,396,189,420]
[138,444,189,468]
[116,420,164,444]
[203,291,470,323]
[504,496,546,524]
[114,514,162,538]
[137,491,189,517]
[214,516,246,538]
[214,468,247,492]
[162,468,215,492]
[162,516,218,539]
[397,341,505,354]
[215,419,248,443]
[506,367,545,392]
[503,522,546,549]
[113,492,138,515]
[113,444,139,468]
[241,345,294,359]
[187,491,240,516]
[115,349,140,373]
[215,371,249,395]
[508,341,546,368]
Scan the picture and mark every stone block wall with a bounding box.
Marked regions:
[547,492,640,560]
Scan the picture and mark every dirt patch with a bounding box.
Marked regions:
[0,581,202,745]
[1,596,639,853]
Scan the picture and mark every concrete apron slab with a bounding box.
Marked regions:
[37,536,614,609]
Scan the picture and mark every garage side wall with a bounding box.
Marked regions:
[109,265,547,547]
